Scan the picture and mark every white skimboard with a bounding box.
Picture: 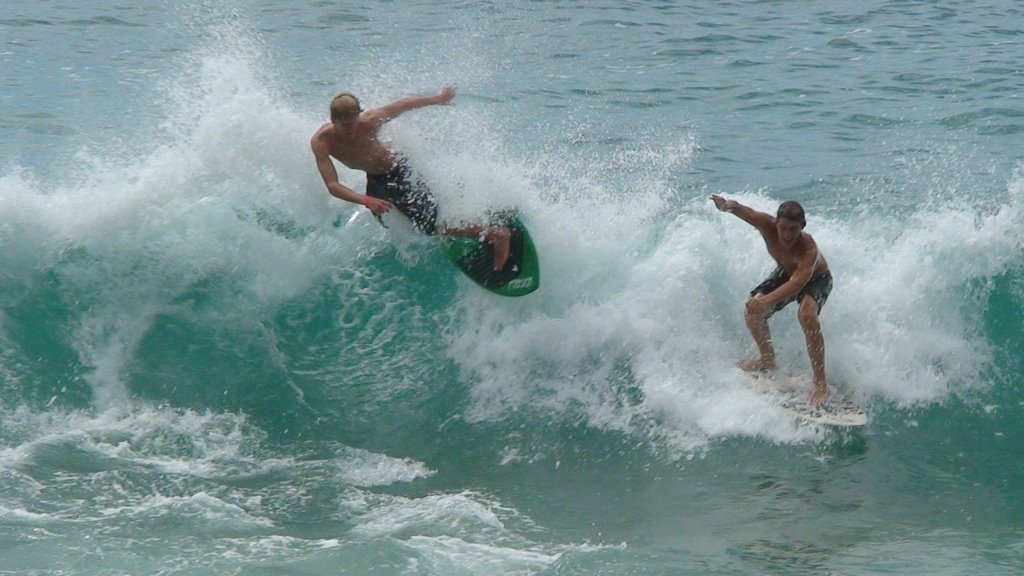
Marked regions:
[746,373,867,427]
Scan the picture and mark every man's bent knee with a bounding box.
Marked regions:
[745,298,769,320]
[797,298,820,327]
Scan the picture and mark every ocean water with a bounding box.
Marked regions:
[2,0,1023,574]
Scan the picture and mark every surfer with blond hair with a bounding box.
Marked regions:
[312,85,511,270]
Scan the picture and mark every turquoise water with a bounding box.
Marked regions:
[2,1,1023,574]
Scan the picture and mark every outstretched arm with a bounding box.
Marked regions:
[372,85,457,122]
[710,194,773,230]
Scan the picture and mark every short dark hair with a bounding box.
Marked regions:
[777,201,806,229]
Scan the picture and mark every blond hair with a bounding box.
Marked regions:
[330,92,362,119]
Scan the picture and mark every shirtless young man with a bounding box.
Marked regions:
[711,195,833,407]
[311,85,510,270]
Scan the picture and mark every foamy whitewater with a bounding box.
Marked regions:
[2,1,1023,574]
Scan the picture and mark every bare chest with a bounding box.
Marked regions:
[329,137,392,174]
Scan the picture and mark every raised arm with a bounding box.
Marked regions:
[710,194,774,230]
[371,85,457,122]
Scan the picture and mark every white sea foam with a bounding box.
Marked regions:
[349,490,577,575]
[445,163,1024,451]
[3,7,1021,457]
[0,31,385,410]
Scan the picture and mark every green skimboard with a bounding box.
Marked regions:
[441,211,540,297]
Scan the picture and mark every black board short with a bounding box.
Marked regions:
[365,159,439,235]
[750,267,833,318]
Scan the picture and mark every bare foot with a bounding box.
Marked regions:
[737,358,776,373]
[808,383,829,407]
[485,226,511,271]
